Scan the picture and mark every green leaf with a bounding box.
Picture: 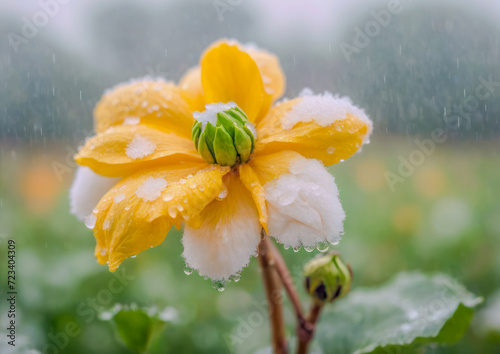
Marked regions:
[100,304,177,353]
[315,272,482,354]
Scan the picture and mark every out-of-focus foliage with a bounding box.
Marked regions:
[100,304,177,353]
[315,272,482,353]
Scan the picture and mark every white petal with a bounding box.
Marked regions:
[265,158,345,248]
[182,179,261,281]
[69,166,120,220]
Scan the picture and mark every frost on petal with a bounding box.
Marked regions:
[125,134,156,159]
[182,177,261,281]
[193,102,237,128]
[265,158,345,248]
[281,91,373,143]
[70,166,120,220]
[135,177,168,202]
[114,193,126,203]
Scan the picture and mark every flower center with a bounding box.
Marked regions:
[192,102,256,167]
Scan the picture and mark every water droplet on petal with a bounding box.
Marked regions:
[131,255,137,259]
[163,192,174,201]
[218,189,228,199]
[212,280,226,292]
[284,245,290,250]
[327,147,335,154]
[304,245,315,252]
[183,266,193,275]
[293,245,301,252]
[316,242,329,252]
[84,214,97,229]
[168,205,178,218]
[229,274,241,283]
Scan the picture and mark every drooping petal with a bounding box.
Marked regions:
[94,78,195,138]
[75,124,203,177]
[179,66,205,112]
[239,163,268,231]
[264,157,345,248]
[182,173,261,281]
[69,166,120,220]
[240,150,307,233]
[255,93,373,166]
[92,164,230,271]
[201,42,266,122]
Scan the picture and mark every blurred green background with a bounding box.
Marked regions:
[1,0,499,353]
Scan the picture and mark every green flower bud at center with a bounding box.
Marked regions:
[192,103,256,166]
[303,252,353,304]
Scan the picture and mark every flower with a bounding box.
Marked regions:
[70,39,372,281]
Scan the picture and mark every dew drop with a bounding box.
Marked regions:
[229,274,241,283]
[316,242,329,252]
[177,204,184,212]
[163,192,174,202]
[218,189,228,199]
[293,245,301,252]
[198,185,205,191]
[84,214,97,229]
[327,147,335,154]
[179,178,186,184]
[284,245,290,250]
[131,255,137,259]
[212,280,227,292]
[168,205,178,218]
[304,245,315,252]
[102,219,111,230]
[183,266,193,275]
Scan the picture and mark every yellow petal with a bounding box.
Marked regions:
[182,173,261,280]
[255,95,373,166]
[75,124,203,177]
[94,78,195,138]
[202,39,285,102]
[239,164,268,231]
[179,66,206,112]
[92,164,229,271]
[239,151,305,232]
[245,46,285,102]
[201,42,266,122]
[246,150,304,184]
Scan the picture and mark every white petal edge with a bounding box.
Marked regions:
[265,157,345,248]
[181,190,261,281]
[281,91,373,144]
[70,166,120,220]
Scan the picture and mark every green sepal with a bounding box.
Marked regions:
[204,122,217,158]
[234,126,253,162]
[213,126,237,166]
[197,134,215,164]
[217,112,236,138]
[192,121,202,147]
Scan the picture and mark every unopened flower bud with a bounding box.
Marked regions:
[303,252,353,304]
[192,103,255,166]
